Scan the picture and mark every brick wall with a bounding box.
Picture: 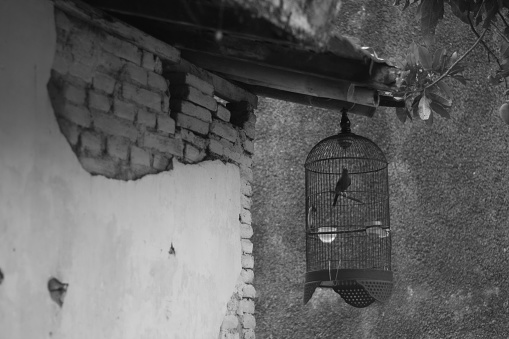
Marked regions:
[48,3,256,338]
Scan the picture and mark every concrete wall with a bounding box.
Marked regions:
[0,0,255,338]
[253,1,509,338]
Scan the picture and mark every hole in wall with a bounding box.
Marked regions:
[168,243,176,256]
[0,268,4,285]
[48,277,69,307]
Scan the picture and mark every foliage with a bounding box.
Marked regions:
[392,0,509,124]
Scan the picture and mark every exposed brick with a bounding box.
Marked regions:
[69,61,94,83]
[142,133,183,157]
[88,91,111,112]
[170,100,212,122]
[57,118,80,146]
[227,296,239,312]
[240,164,253,183]
[106,136,130,160]
[184,143,206,163]
[162,95,170,113]
[170,85,217,111]
[241,178,252,197]
[224,145,241,164]
[240,223,253,239]
[240,208,252,225]
[241,255,254,269]
[148,72,169,92]
[210,120,238,143]
[239,299,255,314]
[102,34,141,65]
[137,109,157,129]
[242,314,256,329]
[96,52,125,75]
[121,63,147,86]
[243,329,255,339]
[221,315,239,330]
[181,129,208,150]
[241,269,254,284]
[52,49,73,75]
[243,139,255,154]
[80,131,104,156]
[239,155,253,170]
[79,156,118,177]
[240,194,252,210]
[241,239,253,254]
[57,102,91,127]
[174,113,210,135]
[93,73,116,94]
[63,83,86,105]
[54,9,72,32]
[92,111,138,141]
[154,56,163,74]
[209,139,224,156]
[242,285,256,299]
[122,82,162,112]
[166,73,214,96]
[141,50,155,71]
[113,98,137,121]
[152,154,171,170]
[131,146,151,167]
[157,115,175,135]
[214,104,231,122]
[243,113,257,140]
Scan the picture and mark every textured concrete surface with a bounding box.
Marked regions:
[253,1,509,338]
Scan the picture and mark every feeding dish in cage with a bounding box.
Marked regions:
[303,110,393,308]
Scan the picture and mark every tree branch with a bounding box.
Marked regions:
[498,11,509,29]
[468,14,500,65]
[424,29,488,91]
[491,22,509,44]
[468,13,507,88]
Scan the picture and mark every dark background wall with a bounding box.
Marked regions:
[252,1,509,338]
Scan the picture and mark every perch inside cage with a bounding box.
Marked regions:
[303,110,393,308]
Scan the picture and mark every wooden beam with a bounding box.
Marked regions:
[241,85,377,117]
[181,50,380,107]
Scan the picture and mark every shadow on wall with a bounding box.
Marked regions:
[252,2,509,338]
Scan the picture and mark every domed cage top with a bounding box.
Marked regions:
[303,112,393,308]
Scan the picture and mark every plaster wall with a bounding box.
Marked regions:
[0,1,242,338]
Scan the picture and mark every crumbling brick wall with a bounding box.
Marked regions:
[48,2,256,338]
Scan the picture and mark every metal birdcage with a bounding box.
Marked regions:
[303,110,393,308]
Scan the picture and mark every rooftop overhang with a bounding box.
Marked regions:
[82,0,403,116]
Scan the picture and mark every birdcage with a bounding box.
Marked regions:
[303,110,393,308]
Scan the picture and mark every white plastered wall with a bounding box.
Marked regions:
[0,0,242,338]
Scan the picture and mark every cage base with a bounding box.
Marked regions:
[303,269,393,307]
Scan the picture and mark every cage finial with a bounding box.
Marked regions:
[340,108,351,134]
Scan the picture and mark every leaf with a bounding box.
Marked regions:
[449,0,470,24]
[396,107,408,123]
[419,0,445,38]
[430,101,451,119]
[428,92,452,107]
[418,94,432,120]
[500,41,509,59]
[417,44,433,69]
[451,74,469,85]
[432,47,446,71]
[437,80,453,98]
[449,63,467,75]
